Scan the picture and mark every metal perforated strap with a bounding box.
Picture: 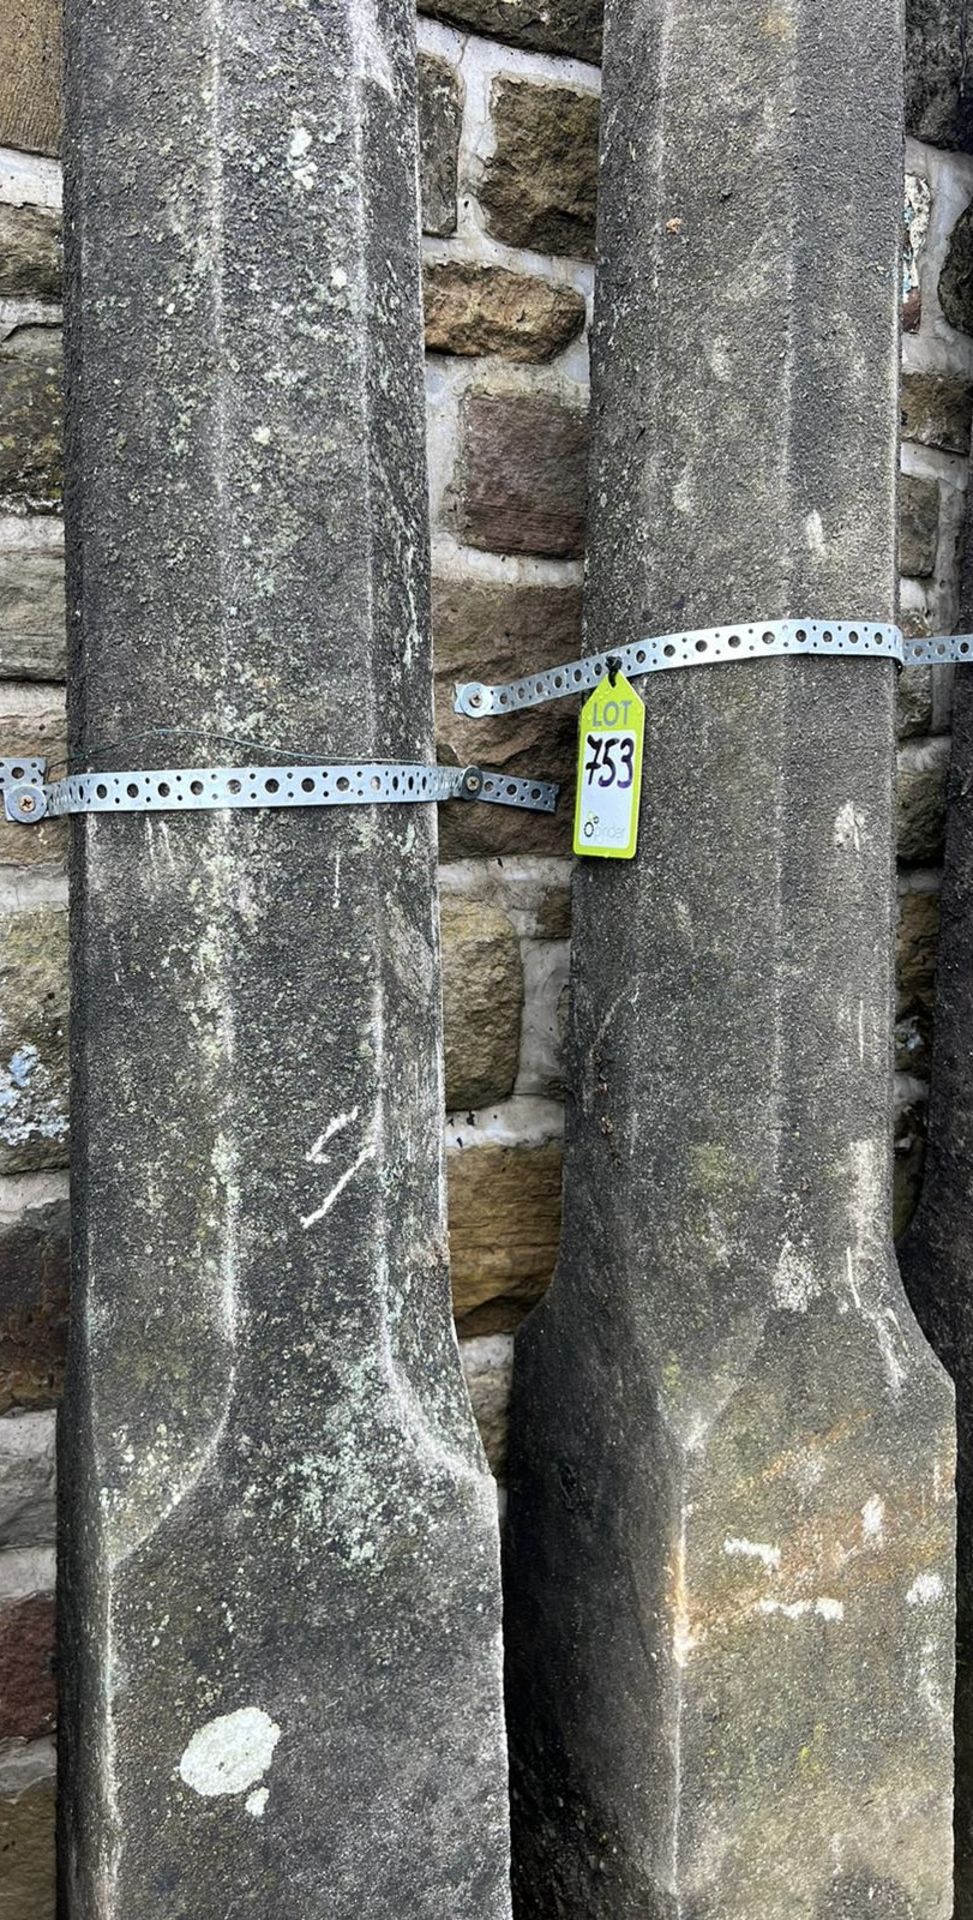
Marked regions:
[453,619,973,717]
[0,760,559,824]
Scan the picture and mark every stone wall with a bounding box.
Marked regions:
[1,1,973,1910]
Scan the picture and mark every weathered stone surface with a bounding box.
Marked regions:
[0,1195,69,1413]
[0,0,60,157]
[460,1335,514,1481]
[442,896,523,1111]
[479,79,600,259]
[0,550,65,682]
[902,370,973,454]
[457,392,587,557]
[503,2,955,1915]
[906,0,973,148]
[0,1411,55,1549]
[0,1594,56,1740]
[900,491,973,1915]
[0,701,67,866]
[0,1777,55,1920]
[0,910,68,1177]
[0,205,61,302]
[898,745,950,863]
[940,201,973,337]
[434,576,578,857]
[0,332,62,515]
[418,0,602,63]
[448,1139,561,1333]
[59,1,512,1912]
[897,887,940,1087]
[897,665,934,739]
[900,473,939,579]
[424,262,586,362]
[418,53,462,238]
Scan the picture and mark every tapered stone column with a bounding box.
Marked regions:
[900,507,973,1918]
[503,4,956,1916]
[57,1,511,1914]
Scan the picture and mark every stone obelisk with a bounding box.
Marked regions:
[503,3,956,1915]
[57,0,511,1912]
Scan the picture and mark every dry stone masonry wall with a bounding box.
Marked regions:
[0,0,972,1910]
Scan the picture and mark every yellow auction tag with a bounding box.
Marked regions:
[572,668,644,859]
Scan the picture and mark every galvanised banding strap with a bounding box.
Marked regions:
[453,618,973,718]
[0,759,559,825]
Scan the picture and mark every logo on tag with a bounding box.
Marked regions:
[572,668,644,860]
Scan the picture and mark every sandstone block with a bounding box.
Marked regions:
[901,370,973,453]
[898,748,949,862]
[424,262,586,362]
[0,205,61,303]
[897,665,934,739]
[897,887,941,1017]
[0,550,65,681]
[0,0,60,156]
[0,1595,55,1741]
[0,1777,55,1920]
[442,896,523,1110]
[0,909,69,1176]
[0,1195,69,1413]
[448,1138,561,1332]
[418,0,602,63]
[939,200,973,337]
[434,576,579,857]
[479,79,599,259]
[460,1334,514,1481]
[457,392,588,557]
[906,0,973,146]
[418,54,462,238]
[899,473,939,578]
[0,1411,55,1550]
[0,332,62,515]
[0,701,67,866]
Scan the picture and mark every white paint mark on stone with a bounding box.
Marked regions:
[772,1237,819,1312]
[246,1787,269,1818]
[833,800,863,854]
[758,1597,844,1622]
[179,1708,280,1799]
[301,1140,376,1229]
[286,125,317,191]
[723,1536,781,1571]
[306,1108,360,1164]
[907,1572,945,1606]
[862,1495,885,1544]
[805,509,826,556]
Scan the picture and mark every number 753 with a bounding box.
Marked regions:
[584,733,635,789]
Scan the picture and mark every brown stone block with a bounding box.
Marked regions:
[0,332,62,515]
[899,473,939,578]
[897,753,949,863]
[0,702,67,867]
[901,370,973,453]
[0,1197,69,1413]
[897,888,941,1016]
[424,262,586,363]
[418,0,602,64]
[896,665,934,739]
[0,0,60,157]
[442,896,523,1110]
[418,54,462,239]
[479,78,600,259]
[939,201,973,337]
[0,1594,55,1740]
[447,1138,562,1324]
[434,576,579,856]
[0,908,69,1175]
[0,205,61,303]
[457,392,588,558]
[0,550,65,683]
[0,1777,55,1920]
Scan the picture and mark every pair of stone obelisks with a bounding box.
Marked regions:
[59,0,958,1915]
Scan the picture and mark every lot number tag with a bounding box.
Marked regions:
[573,669,645,860]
